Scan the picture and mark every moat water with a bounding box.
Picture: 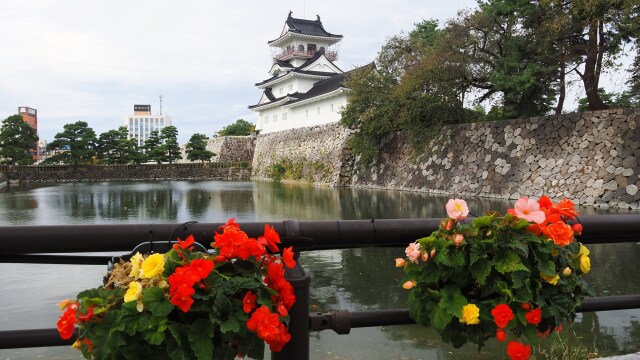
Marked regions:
[0,180,638,359]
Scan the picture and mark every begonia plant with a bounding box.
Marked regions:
[397,196,592,360]
[57,219,296,360]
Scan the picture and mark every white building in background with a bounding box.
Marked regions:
[249,12,353,134]
[124,105,172,147]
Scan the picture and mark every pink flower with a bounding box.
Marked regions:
[395,258,406,268]
[405,242,421,264]
[513,198,546,224]
[445,199,469,220]
[402,280,416,290]
[421,252,429,262]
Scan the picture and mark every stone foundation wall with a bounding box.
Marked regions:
[350,108,640,209]
[2,164,250,182]
[251,123,354,185]
[179,136,254,163]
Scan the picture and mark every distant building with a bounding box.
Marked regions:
[249,12,351,134]
[124,104,172,147]
[18,106,37,132]
[18,106,38,160]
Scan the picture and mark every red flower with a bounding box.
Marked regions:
[538,195,554,210]
[521,303,531,311]
[491,304,514,329]
[57,306,77,340]
[77,305,95,323]
[173,235,195,251]
[246,306,291,352]
[213,225,265,260]
[496,329,507,342]
[506,340,531,360]
[546,222,574,246]
[283,247,296,269]
[525,308,542,325]
[189,259,215,280]
[258,224,281,253]
[243,291,258,314]
[171,291,194,312]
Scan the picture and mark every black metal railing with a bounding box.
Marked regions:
[1,215,640,359]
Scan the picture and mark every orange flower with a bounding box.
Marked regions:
[506,340,531,360]
[554,198,578,219]
[491,304,514,329]
[572,223,583,235]
[546,222,574,246]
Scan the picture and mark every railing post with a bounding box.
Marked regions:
[273,261,310,360]
[273,219,310,360]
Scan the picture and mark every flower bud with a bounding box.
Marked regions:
[402,280,416,290]
[430,248,436,258]
[521,303,531,311]
[562,267,572,276]
[395,258,406,268]
[452,234,464,247]
[441,218,454,231]
[496,329,507,342]
[572,223,583,235]
[421,252,429,262]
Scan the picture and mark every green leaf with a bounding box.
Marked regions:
[432,305,454,332]
[495,251,529,274]
[188,319,214,360]
[512,218,531,230]
[142,287,174,317]
[438,285,467,318]
[473,215,495,228]
[538,260,556,276]
[220,317,240,333]
[469,246,486,266]
[143,330,165,345]
[470,259,492,285]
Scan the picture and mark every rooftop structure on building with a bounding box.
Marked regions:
[249,12,358,134]
[124,104,172,147]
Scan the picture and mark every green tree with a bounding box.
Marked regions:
[185,133,215,163]
[160,126,181,164]
[143,130,165,164]
[46,121,97,166]
[217,119,255,136]
[341,20,471,164]
[0,114,39,165]
[97,127,145,164]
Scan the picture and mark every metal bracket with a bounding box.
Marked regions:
[309,310,352,335]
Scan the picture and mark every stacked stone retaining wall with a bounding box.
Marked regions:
[251,123,354,185]
[179,136,254,163]
[2,164,250,182]
[350,108,640,209]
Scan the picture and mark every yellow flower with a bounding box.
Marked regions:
[579,254,591,273]
[541,273,560,285]
[459,304,480,325]
[124,281,142,302]
[71,340,83,350]
[140,253,165,278]
[562,267,572,276]
[129,252,143,278]
[578,244,590,257]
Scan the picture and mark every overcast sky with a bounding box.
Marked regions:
[0,1,632,144]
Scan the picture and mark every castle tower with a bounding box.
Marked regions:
[249,12,350,134]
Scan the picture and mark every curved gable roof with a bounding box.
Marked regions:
[268,12,343,44]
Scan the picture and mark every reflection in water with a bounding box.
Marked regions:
[0,181,639,359]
